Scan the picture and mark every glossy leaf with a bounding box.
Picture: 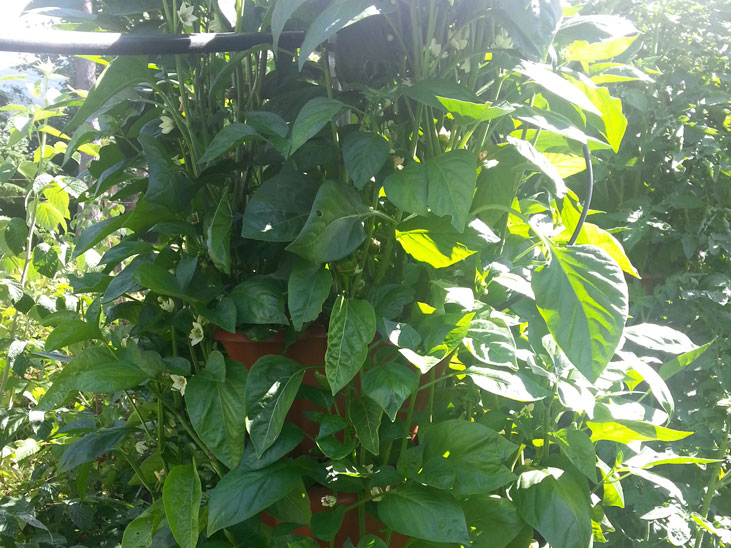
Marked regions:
[207,461,300,534]
[378,484,470,544]
[659,341,714,381]
[362,362,418,421]
[121,499,165,548]
[495,0,562,59]
[288,260,333,331]
[587,420,693,444]
[325,296,376,394]
[272,0,309,52]
[463,314,517,369]
[287,180,371,263]
[311,506,346,541]
[342,131,390,189]
[513,468,592,548]
[437,97,514,122]
[207,193,232,274]
[565,74,627,152]
[383,162,428,215]
[508,136,566,197]
[162,464,201,548]
[59,426,135,472]
[32,243,61,278]
[516,60,602,115]
[464,496,526,548]
[45,320,102,352]
[245,355,305,456]
[240,170,320,242]
[395,215,482,269]
[426,150,477,232]
[348,395,382,455]
[533,244,628,383]
[199,123,260,164]
[230,277,288,325]
[186,357,247,469]
[554,429,597,481]
[467,366,550,401]
[289,97,344,155]
[623,323,697,355]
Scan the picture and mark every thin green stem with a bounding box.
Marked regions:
[125,390,153,441]
[122,450,156,499]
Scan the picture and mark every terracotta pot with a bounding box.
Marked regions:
[263,486,409,547]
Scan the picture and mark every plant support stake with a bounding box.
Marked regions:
[0,30,304,55]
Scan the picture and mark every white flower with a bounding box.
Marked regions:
[159,115,175,134]
[370,487,384,501]
[429,39,442,58]
[135,441,148,454]
[189,321,204,346]
[450,37,469,51]
[170,374,187,396]
[158,297,175,312]
[461,57,471,73]
[321,495,337,508]
[154,469,165,482]
[178,2,196,26]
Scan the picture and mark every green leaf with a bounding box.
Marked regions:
[362,362,418,421]
[286,181,371,263]
[230,277,288,325]
[311,506,346,542]
[132,264,186,299]
[241,170,320,242]
[348,395,382,455]
[197,297,237,334]
[267,478,311,525]
[513,468,592,548]
[186,359,247,469]
[342,131,390,189]
[623,323,698,355]
[565,74,627,152]
[378,484,470,544]
[66,56,151,130]
[495,0,562,59]
[554,429,597,482]
[207,461,300,534]
[466,366,550,402]
[35,201,67,232]
[357,535,387,548]
[565,35,638,63]
[272,0,309,52]
[207,192,232,274]
[32,243,61,278]
[659,341,714,381]
[561,197,639,277]
[38,346,150,411]
[45,320,102,352]
[383,162,428,215]
[516,60,602,115]
[163,464,201,548]
[426,150,477,232]
[297,0,379,70]
[121,500,165,548]
[138,135,195,210]
[289,97,345,155]
[64,123,99,165]
[59,426,135,472]
[516,107,589,144]
[72,214,127,258]
[99,240,155,268]
[395,215,477,269]
[587,420,693,444]
[325,296,376,394]
[3,217,28,255]
[463,314,517,369]
[420,420,517,496]
[464,496,526,548]
[199,123,260,164]
[402,80,480,111]
[597,459,624,508]
[245,355,305,456]
[507,136,566,197]
[288,260,333,331]
[437,97,514,122]
[533,244,628,383]
[622,354,674,416]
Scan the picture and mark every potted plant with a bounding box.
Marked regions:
[24,1,716,547]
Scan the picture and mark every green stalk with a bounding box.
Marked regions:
[694,421,729,548]
[125,390,153,441]
[122,450,156,499]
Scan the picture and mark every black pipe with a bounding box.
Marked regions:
[0,30,304,55]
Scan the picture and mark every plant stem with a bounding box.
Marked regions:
[122,450,156,499]
[694,420,729,548]
[125,390,153,441]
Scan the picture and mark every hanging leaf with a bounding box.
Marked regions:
[230,277,288,325]
[342,131,390,189]
[495,0,563,60]
[286,181,371,263]
[289,97,345,155]
[425,150,477,232]
[207,192,232,274]
[245,355,305,456]
[325,296,376,394]
[348,395,382,455]
[272,0,309,52]
[186,357,247,469]
[508,136,566,197]
[362,362,418,421]
[121,500,165,548]
[533,244,628,383]
[287,260,333,331]
[437,97,514,122]
[32,243,61,278]
[463,313,518,369]
[45,320,102,352]
[383,162,428,216]
[59,426,135,472]
[199,123,260,164]
[162,464,201,548]
[466,366,550,402]
[587,420,693,444]
[554,429,597,482]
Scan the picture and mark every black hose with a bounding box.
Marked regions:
[0,30,304,56]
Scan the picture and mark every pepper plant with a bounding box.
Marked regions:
[0,0,719,546]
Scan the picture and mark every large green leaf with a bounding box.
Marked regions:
[138,136,195,210]
[463,313,517,369]
[554,428,597,482]
[464,496,526,548]
[342,131,390,189]
[245,355,305,456]
[59,426,135,472]
[325,296,376,394]
[3,217,28,255]
[132,263,187,300]
[565,74,627,152]
[466,366,550,402]
[495,0,562,59]
[272,0,309,52]
[32,243,61,278]
[513,468,592,548]
[297,0,379,70]
[162,464,201,548]
[437,97,514,122]
[419,420,517,496]
[516,60,601,115]
[287,260,333,331]
[587,420,693,444]
[45,320,102,352]
[185,355,247,469]
[289,97,345,155]
[383,162,428,215]
[533,244,628,383]
[207,461,300,534]
[348,395,382,455]
[72,214,127,259]
[240,171,320,242]
[66,56,151,130]
[378,483,470,544]
[362,362,418,421]
[508,136,566,197]
[199,123,260,164]
[121,499,165,548]
[230,277,288,325]
[38,346,150,411]
[207,193,232,274]
[426,150,477,232]
[659,341,714,381]
[286,181,371,263]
